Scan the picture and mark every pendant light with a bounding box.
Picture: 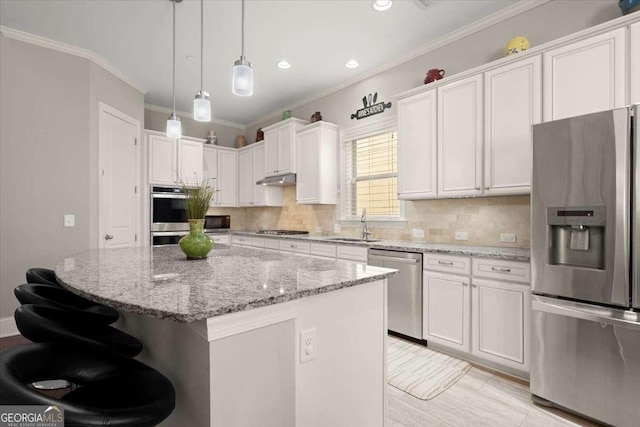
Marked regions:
[232,0,253,96]
[166,0,182,139]
[193,0,211,121]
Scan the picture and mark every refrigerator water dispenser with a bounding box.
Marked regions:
[547,207,605,270]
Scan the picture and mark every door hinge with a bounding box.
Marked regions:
[134,185,137,194]
[134,138,138,145]
[102,169,105,176]
[135,234,137,242]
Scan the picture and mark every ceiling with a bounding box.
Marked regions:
[0,0,518,126]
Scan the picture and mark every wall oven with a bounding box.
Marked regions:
[151,187,230,246]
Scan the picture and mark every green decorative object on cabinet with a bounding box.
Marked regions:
[179,219,213,260]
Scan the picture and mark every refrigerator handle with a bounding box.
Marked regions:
[532,295,640,330]
[634,104,640,309]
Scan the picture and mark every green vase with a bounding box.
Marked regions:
[179,219,213,260]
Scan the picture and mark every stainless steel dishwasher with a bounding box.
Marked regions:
[368,249,423,340]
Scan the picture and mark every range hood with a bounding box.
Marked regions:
[256,173,296,186]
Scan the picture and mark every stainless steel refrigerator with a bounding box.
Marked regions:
[531,105,640,427]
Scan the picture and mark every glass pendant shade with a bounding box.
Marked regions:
[194,93,211,122]
[232,59,253,96]
[166,115,182,139]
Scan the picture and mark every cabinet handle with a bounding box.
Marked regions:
[485,186,489,190]
[104,234,114,240]
[437,260,454,266]
[462,282,468,286]
[491,267,511,273]
[472,284,478,288]
[475,187,480,191]
[291,244,297,248]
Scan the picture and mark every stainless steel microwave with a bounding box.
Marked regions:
[205,215,230,231]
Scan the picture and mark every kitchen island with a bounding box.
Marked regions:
[55,245,396,427]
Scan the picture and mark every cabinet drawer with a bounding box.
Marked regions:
[209,235,229,244]
[232,235,251,246]
[310,243,337,259]
[424,254,471,275]
[248,238,265,248]
[264,239,280,250]
[279,240,310,254]
[337,245,368,262]
[472,258,530,284]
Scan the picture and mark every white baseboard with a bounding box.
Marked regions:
[0,316,19,338]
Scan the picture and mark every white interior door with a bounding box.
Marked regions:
[99,103,140,249]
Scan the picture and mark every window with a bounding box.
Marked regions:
[343,131,400,220]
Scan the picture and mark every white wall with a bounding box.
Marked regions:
[246,0,621,138]
[0,35,144,321]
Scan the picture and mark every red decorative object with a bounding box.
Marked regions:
[424,69,445,84]
[256,128,264,142]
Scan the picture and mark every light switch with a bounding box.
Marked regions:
[411,229,425,239]
[64,214,75,227]
[300,327,318,363]
[455,231,468,241]
[333,223,341,234]
[500,233,517,243]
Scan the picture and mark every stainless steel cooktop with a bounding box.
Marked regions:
[256,230,310,236]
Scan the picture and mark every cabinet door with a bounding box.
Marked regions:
[238,148,253,206]
[252,144,266,205]
[277,125,293,174]
[203,147,218,206]
[437,75,483,197]
[148,134,177,186]
[178,139,203,186]
[543,28,626,121]
[423,271,470,352]
[472,278,530,373]
[264,128,279,176]
[631,22,640,105]
[296,127,319,204]
[397,89,437,200]
[216,149,237,207]
[484,56,541,195]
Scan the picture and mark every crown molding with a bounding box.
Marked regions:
[144,104,246,130]
[245,0,549,129]
[0,25,146,95]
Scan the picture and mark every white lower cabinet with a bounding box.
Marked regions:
[471,278,530,372]
[423,271,470,352]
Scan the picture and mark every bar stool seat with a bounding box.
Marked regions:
[14,283,119,324]
[15,304,142,358]
[0,342,175,427]
[26,267,61,288]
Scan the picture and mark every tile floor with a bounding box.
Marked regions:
[388,366,602,427]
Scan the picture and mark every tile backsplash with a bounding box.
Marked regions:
[208,187,530,248]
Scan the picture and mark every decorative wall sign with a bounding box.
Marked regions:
[351,92,392,120]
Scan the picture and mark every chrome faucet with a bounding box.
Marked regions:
[361,209,373,241]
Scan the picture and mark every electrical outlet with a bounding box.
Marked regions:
[315,226,323,233]
[64,214,75,227]
[455,231,468,241]
[333,223,341,234]
[300,328,318,363]
[500,233,517,243]
[411,228,425,239]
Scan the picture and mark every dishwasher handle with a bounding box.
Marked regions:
[368,254,420,264]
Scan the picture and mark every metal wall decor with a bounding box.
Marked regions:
[351,92,392,120]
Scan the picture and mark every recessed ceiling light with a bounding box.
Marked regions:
[372,0,392,11]
[277,60,291,69]
[345,59,359,69]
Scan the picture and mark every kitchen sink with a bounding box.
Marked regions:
[327,238,381,243]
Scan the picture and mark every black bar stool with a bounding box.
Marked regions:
[15,304,142,358]
[0,342,176,427]
[26,267,61,288]
[14,283,119,324]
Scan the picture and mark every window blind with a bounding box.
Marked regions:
[343,131,399,219]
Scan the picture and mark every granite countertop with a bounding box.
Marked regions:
[55,245,397,323]
[231,231,531,262]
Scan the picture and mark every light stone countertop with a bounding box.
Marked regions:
[231,231,531,262]
[55,245,397,323]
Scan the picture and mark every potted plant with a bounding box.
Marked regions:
[178,177,215,259]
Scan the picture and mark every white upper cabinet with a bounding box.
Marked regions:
[202,145,218,204]
[437,74,483,197]
[178,138,203,186]
[631,22,640,105]
[148,133,178,186]
[471,278,530,373]
[215,148,237,207]
[262,118,309,176]
[148,132,203,187]
[238,143,283,207]
[296,121,339,204]
[484,55,541,195]
[397,89,437,200]
[543,28,627,121]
